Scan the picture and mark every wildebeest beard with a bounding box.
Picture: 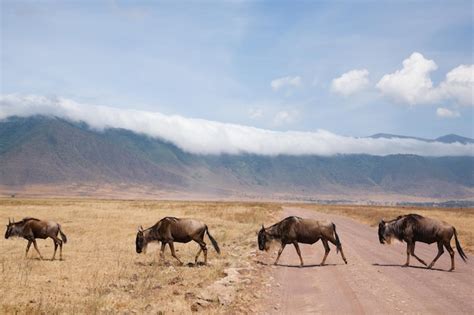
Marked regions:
[135,229,152,254]
[379,216,406,245]
[258,224,282,251]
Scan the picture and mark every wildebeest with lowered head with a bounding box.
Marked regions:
[5,217,68,260]
[258,216,347,267]
[136,217,220,265]
[378,214,467,271]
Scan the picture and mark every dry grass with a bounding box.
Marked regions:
[0,199,280,314]
[292,204,474,253]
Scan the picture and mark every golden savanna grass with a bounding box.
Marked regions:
[1,199,472,314]
[0,199,280,314]
[293,204,474,253]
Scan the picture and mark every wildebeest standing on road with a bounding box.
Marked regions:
[378,214,467,271]
[135,217,220,265]
[5,217,68,260]
[258,216,348,267]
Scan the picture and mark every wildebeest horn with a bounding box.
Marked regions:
[261,224,265,229]
[8,218,11,224]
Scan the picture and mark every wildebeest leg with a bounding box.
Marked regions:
[403,242,411,267]
[428,242,444,269]
[52,239,58,260]
[202,244,208,265]
[410,242,427,266]
[320,239,330,266]
[169,242,183,265]
[32,239,43,260]
[327,236,348,264]
[59,238,63,260]
[195,240,207,264]
[339,246,348,264]
[195,248,202,263]
[293,242,304,267]
[25,240,32,258]
[159,242,166,261]
[444,242,455,271]
[274,243,286,265]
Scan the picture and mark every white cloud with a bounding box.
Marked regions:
[1,94,473,157]
[376,52,439,105]
[270,76,302,91]
[436,107,460,118]
[273,110,299,125]
[376,52,473,106]
[439,65,474,106]
[331,69,369,96]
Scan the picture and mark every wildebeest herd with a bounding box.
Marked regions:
[4,213,468,272]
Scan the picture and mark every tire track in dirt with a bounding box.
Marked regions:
[262,207,473,314]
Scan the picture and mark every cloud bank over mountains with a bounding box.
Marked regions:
[1,94,472,157]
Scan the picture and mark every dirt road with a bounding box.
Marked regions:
[261,207,473,314]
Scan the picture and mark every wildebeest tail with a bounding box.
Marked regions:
[59,225,68,244]
[333,223,341,254]
[453,227,467,262]
[205,225,220,254]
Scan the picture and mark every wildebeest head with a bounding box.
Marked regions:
[378,220,389,244]
[258,225,270,251]
[5,218,14,239]
[135,226,147,254]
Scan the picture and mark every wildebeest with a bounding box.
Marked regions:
[258,216,348,267]
[5,217,68,260]
[378,214,467,271]
[135,217,220,265]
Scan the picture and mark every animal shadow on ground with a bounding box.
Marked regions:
[186,262,207,268]
[135,260,171,267]
[135,260,207,267]
[256,260,337,268]
[372,263,448,272]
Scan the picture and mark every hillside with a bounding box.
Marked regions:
[0,116,473,200]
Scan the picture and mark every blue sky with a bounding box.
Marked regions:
[1,0,473,138]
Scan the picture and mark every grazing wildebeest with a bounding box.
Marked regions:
[258,216,348,267]
[135,217,220,265]
[378,214,467,271]
[5,217,68,260]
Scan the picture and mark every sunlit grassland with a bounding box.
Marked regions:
[0,199,280,314]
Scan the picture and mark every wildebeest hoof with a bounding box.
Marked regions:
[402,264,409,267]
[427,264,433,269]
[449,268,454,272]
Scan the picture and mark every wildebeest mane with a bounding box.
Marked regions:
[387,214,423,241]
[16,217,40,225]
[267,216,302,238]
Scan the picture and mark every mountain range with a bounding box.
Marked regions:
[0,116,473,201]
